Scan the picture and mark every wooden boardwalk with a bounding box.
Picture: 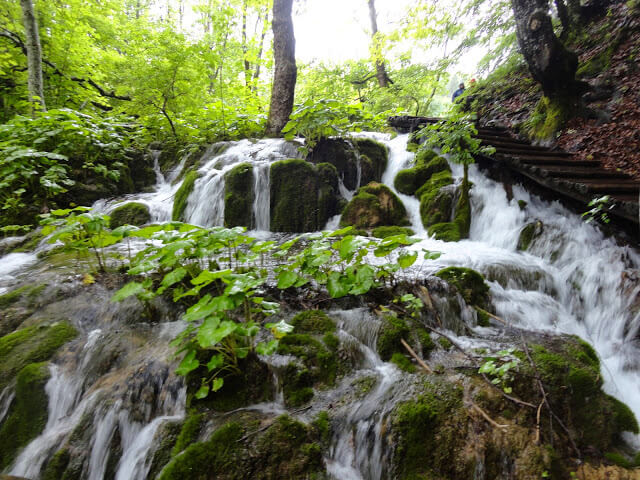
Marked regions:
[388,116,640,231]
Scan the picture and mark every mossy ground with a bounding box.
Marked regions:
[371,226,415,238]
[523,96,573,142]
[109,202,150,229]
[172,169,199,221]
[224,162,254,228]
[0,362,51,469]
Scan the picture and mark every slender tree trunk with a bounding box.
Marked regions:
[252,6,270,89]
[367,0,390,88]
[266,0,296,137]
[242,0,251,89]
[20,0,45,112]
[510,0,578,98]
[554,0,571,38]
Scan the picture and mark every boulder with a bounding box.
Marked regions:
[340,182,410,229]
[224,163,254,228]
[109,202,150,229]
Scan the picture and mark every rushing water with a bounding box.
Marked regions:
[3,133,640,478]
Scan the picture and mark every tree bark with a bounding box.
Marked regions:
[554,0,571,37]
[20,0,45,111]
[510,0,578,98]
[367,0,391,88]
[266,0,296,137]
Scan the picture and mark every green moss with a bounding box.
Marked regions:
[158,422,243,480]
[351,375,378,397]
[391,382,465,479]
[341,182,410,229]
[391,352,416,373]
[308,138,359,190]
[224,163,254,228]
[417,329,435,356]
[322,332,339,350]
[0,321,77,391]
[604,452,635,469]
[0,283,45,308]
[524,96,572,142]
[518,199,528,211]
[172,413,204,456]
[435,267,490,309]
[109,202,150,229]
[518,221,544,251]
[42,448,72,480]
[415,169,453,199]
[438,337,453,350]
[270,159,324,232]
[418,170,455,232]
[147,420,183,480]
[278,330,339,407]
[394,156,451,196]
[428,222,461,242]
[376,315,410,361]
[311,411,331,444]
[353,137,388,183]
[454,186,471,239]
[414,148,438,165]
[476,308,491,327]
[371,226,414,238]
[172,169,199,221]
[0,362,50,469]
[290,310,336,334]
[609,396,639,434]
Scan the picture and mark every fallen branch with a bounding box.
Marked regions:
[400,338,433,374]
[535,400,544,444]
[475,306,507,325]
[470,401,509,429]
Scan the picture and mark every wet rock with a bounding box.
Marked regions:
[307,138,360,190]
[109,202,150,229]
[340,182,410,229]
[352,137,388,184]
[518,220,544,251]
[172,169,199,221]
[224,162,254,228]
[394,152,449,196]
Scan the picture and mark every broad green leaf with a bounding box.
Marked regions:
[176,350,199,376]
[112,281,145,302]
[206,353,224,372]
[277,270,298,289]
[211,377,224,392]
[195,384,209,399]
[398,252,418,269]
[327,271,351,298]
[266,320,294,339]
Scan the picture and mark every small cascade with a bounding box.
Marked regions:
[183,169,227,226]
[151,150,165,185]
[379,134,427,236]
[0,387,15,425]
[0,252,38,294]
[324,309,404,479]
[252,162,271,231]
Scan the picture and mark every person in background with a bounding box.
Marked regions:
[452,82,465,102]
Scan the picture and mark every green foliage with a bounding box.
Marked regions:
[282,99,390,155]
[524,96,571,141]
[478,348,521,393]
[582,195,614,225]
[435,267,491,309]
[0,109,136,226]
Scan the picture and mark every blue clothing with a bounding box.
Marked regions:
[452,88,465,102]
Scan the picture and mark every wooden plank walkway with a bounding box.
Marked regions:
[388,116,640,228]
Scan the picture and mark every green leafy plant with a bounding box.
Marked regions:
[478,348,521,393]
[582,195,614,224]
[281,99,391,155]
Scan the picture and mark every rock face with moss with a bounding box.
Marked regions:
[435,267,491,311]
[518,220,544,251]
[172,169,200,221]
[109,202,151,229]
[394,151,449,196]
[307,137,388,190]
[269,159,339,232]
[224,162,254,228]
[0,362,51,469]
[341,182,410,230]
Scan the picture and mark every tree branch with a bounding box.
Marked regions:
[0,27,131,101]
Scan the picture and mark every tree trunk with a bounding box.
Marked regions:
[554,0,571,37]
[20,0,45,112]
[265,0,296,137]
[510,0,578,98]
[367,0,390,88]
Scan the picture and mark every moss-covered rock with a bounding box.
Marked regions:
[270,159,338,232]
[376,314,435,364]
[353,137,388,184]
[278,332,339,407]
[146,420,184,480]
[224,163,254,228]
[428,221,461,242]
[158,415,325,480]
[340,182,410,229]
[419,170,455,227]
[371,226,415,238]
[394,155,450,196]
[523,96,573,142]
[290,310,336,334]
[0,362,50,469]
[454,183,471,238]
[0,321,77,391]
[307,137,360,190]
[109,202,150,229]
[518,220,544,251]
[435,267,491,310]
[172,169,199,222]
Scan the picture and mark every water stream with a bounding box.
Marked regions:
[2,133,640,478]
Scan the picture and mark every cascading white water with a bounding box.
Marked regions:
[252,162,271,231]
[0,387,15,426]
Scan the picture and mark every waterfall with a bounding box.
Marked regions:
[252,162,271,231]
